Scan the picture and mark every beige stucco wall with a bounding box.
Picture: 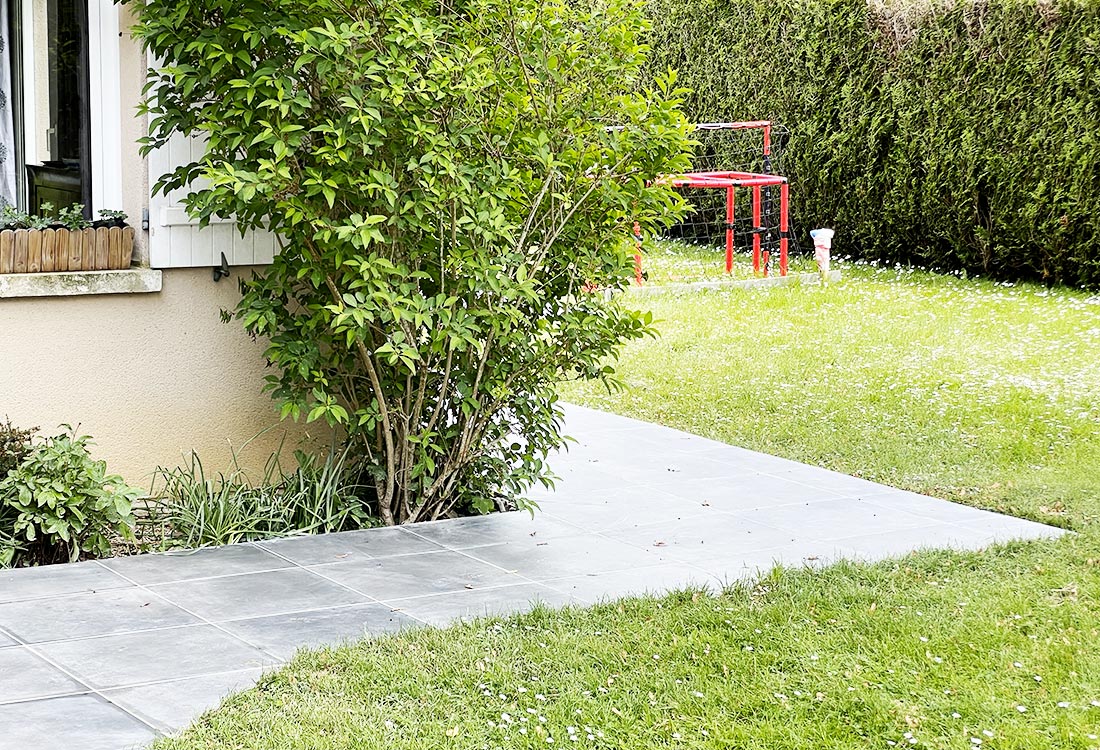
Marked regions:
[0,5,322,486]
[0,268,328,487]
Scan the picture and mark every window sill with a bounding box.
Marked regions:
[0,269,163,299]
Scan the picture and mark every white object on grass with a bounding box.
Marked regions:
[810,228,835,283]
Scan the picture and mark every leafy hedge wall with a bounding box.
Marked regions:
[646,0,1100,287]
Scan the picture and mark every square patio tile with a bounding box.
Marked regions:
[314,550,525,601]
[150,568,369,622]
[728,497,941,541]
[674,445,808,472]
[0,647,86,703]
[956,514,1066,544]
[101,544,291,585]
[541,485,714,532]
[583,446,760,485]
[104,668,266,733]
[0,587,200,644]
[649,473,845,512]
[0,630,17,648]
[686,540,862,582]
[628,430,751,457]
[403,513,584,550]
[542,563,721,603]
[220,604,421,659]
[861,489,995,524]
[603,513,810,566]
[765,465,895,497]
[832,524,980,561]
[381,583,578,627]
[543,462,643,495]
[461,533,665,580]
[0,560,131,604]
[0,694,156,750]
[257,527,446,566]
[558,403,648,433]
[37,625,279,690]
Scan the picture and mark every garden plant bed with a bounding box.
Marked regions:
[0,226,135,274]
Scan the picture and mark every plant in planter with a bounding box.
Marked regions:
[96,209,128,229]
[56,204,92,231]
[0,203,135,274]
[0,203,31,229]
[27,203,52,230]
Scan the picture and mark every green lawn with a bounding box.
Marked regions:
[579,260,1100,530]
[156,256,1100,750]
[158,540,1100,749]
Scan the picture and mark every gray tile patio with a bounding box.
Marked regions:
[0,403,1063,748]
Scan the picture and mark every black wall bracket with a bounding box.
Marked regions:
[213,252,231,282]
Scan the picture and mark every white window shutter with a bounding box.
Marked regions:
[147,131,279,269]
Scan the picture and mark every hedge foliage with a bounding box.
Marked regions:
[646,0,1100,287]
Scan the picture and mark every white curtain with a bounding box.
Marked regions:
[0,0,15,206]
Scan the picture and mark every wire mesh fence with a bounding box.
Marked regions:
[654,122,800,278]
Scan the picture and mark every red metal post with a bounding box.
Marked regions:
[763,124,771,157]
[633,221,644,286]
[725,186,734,274]
[779,182,789,277]
[762,251,770,277]
[752,186,762,276]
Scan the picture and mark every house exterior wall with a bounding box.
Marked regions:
[0,268,326,486]
[0,5,320,485]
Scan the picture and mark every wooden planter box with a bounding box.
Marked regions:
[0,226,135,274]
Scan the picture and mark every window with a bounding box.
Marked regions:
[3,0,92,216]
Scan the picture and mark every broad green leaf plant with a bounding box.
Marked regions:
[134,0,693,524]
[0,428,140,567]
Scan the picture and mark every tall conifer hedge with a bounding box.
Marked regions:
[647,0,1100,287]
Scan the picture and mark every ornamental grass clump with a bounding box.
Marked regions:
[135,0,693,524]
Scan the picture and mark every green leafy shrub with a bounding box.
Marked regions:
[645,0,1100,288]
[135,0,692,523]
[148,449,371,549]
[0,417,36,479]
[0,419,37,562]
[0,428,140,567]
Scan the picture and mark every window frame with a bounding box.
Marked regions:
[85,0,121,215]
[11,0,122,215]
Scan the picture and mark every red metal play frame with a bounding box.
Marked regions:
[638,121,790,283]
[664,170,789,277]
